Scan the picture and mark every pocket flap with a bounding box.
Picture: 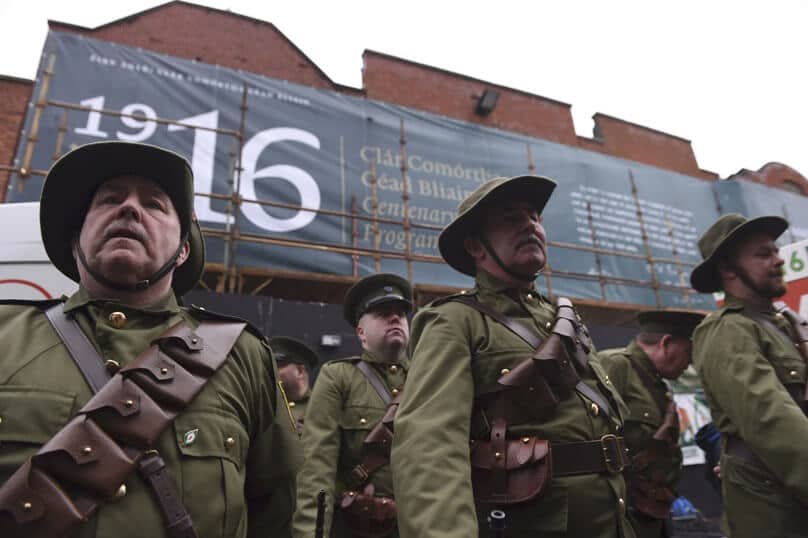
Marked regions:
[0,387,75,444]
[174,412,247,467]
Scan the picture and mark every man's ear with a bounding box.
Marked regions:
[717,258,737,281]
[175,239,191,267]
[464,236,485,262]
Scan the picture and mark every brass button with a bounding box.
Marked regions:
[500,368,510,375]
[590,403,599,416]
[643,412,650,418]
[123,399,134,408]
[391,388,400,395]
[160,367,168,375]
[545,322,552,330]
[389,365,399,374]
[225,436,236,447]
[359,418,367,425]
[382,499,389,505]
[494,451,502,459]
[791,370,799,377]
[22,501,32,511]
[0,416,3,425]
[526,293,533,300]
[522,437,530,444]
[105,359,121,375]
[775,312,785,320]
[289,401,296,408]
[618,497,626,512]
[81,446,93,456]
[108,311,127,328]
[114,484,127,498]
[459,290,467,295]
[348,491,355,497]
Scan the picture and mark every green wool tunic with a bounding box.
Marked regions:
[599,341,683,538]
[0,287,300,538]
[693,294,808,538]
[391,271,634,538]
[293,351,407,538]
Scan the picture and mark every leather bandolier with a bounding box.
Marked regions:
[450,295,630,505]
[337,361,399,538]
[625,362,680,519]
[725,305,808,469]
[0,304,245,538]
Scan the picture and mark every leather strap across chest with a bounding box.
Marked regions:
[450,295,612,419]
[0,304,245,538]
[355,360,394,406]
[628,357,672,418]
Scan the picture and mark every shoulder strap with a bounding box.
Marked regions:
[355,361,393,406]
[740,309,799,353]
[628,358,670,416]
[450,295,542,348]
[449,295,613,419]
[44,304,110,393]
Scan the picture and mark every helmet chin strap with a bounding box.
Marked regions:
[479,234,541,284]
[75,236,187,293]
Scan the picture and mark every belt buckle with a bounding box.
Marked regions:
[600,434,625,474]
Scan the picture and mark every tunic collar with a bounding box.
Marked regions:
[362,350,409,370]
[63,285,182,316]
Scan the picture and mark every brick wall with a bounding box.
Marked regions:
[730,162,808,195]
[50,1,338,91]
[363,51,578,147]
[0,76,33,199]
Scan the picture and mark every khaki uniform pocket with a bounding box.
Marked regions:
[0,387,75,478]
[173,412,249,538]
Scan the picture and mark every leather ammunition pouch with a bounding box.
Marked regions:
[0,319,244,538]
[338,485,397,538]
[629,437,678,519]
[470,418,552,505]
[631,476,676,520]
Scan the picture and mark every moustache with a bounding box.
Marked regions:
[104,226,146,244]
[516,237,544,249]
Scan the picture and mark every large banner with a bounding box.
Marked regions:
[9,31,808,307]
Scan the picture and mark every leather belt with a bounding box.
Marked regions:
[553,434,629,476]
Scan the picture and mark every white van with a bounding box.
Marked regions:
[0,202,77,300]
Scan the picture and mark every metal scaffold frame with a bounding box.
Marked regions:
[0,55,701,315]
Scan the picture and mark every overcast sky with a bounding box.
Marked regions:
[1,0,807,179]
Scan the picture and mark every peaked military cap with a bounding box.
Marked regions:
[690,213,788,293]
[637,310,705,338]
[40,141,205,296]
[343,273,413,327]
[269,336,319,371]
[438,175,557,276]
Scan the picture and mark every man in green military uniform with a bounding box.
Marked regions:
[599,310,704,538]
[0,142,299,538]
[690,213,808,538]
[293,273,412,538]
[270,336,319,434]
[391,175,635,538]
